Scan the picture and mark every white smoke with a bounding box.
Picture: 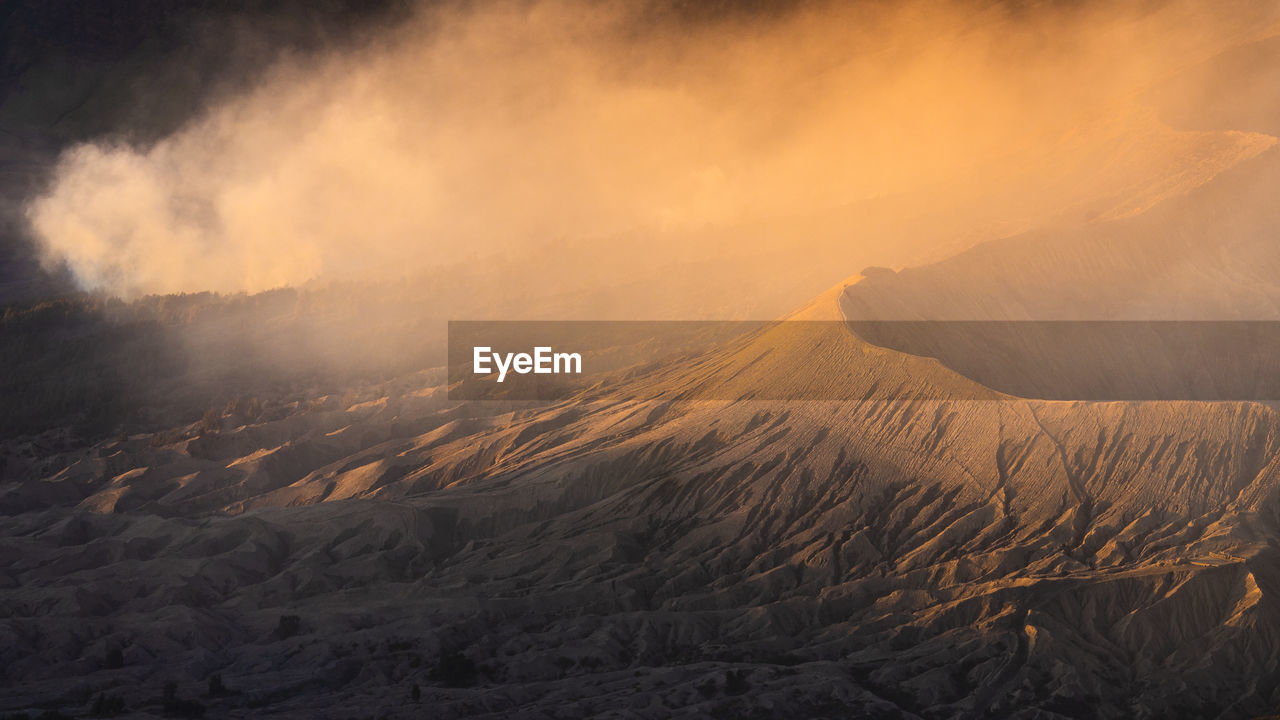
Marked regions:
[26,0,1280,299]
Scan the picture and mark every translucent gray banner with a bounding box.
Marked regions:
[448,321,1280,401]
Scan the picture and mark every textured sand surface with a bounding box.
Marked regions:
[7,276,1280,717]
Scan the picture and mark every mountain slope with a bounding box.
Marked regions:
[8,282,1280,718]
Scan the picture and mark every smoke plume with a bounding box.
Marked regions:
[25,0,1280,301]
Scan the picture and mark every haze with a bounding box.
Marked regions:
[25,0,1280,311]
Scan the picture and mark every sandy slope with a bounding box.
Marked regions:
[7,275,1280,717]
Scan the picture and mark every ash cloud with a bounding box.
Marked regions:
[24,0,1280,300]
